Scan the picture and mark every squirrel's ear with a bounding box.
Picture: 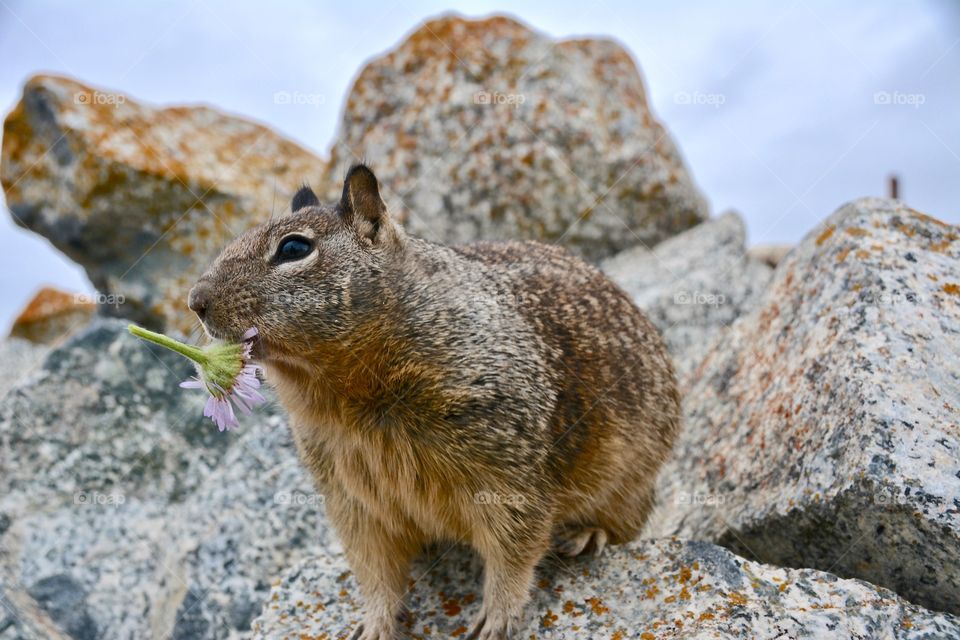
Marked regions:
[291,185,319,212]
[340,164,389,242]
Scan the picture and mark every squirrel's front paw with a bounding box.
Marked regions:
[466,607,519,640]
[349,617,399,640]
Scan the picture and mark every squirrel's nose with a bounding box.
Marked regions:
[188,283,210,320]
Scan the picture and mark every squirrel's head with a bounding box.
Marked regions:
[187,164,405,362]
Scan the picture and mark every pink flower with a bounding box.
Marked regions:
[130,325,267,432]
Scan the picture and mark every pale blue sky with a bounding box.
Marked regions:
[1,0,958,330]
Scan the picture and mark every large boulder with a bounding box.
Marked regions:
[0,320,328,639]
[649,198,960,614]
[1,75,324,335]
[323,15,707,260]
[252,537,960,639]
[602,212,773,382]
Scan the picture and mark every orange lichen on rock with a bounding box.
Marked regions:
[585,597,609,615]
[541,609,559,627]
[10,286,96,344]
[441,598,461,616]
[816,226,835,246]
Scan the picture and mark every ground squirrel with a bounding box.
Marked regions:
[188,164,681,639]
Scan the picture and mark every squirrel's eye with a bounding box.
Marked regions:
[275,236,313,263]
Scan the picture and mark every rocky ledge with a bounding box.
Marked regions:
[252,538,959,639]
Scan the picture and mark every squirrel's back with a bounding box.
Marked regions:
[430,239,681,517]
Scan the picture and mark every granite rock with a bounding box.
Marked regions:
[323,15,707,260]
[602,212,773,382]
[25,574,97,640]
[1,75,324,335]
[0,338,48,399]
[0,567,72,640]
[0,318,220,509]
[649,198,960,615]
[251,537,960,639]
[0,319,329,638]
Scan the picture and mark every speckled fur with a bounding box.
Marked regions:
[189,165,680,639]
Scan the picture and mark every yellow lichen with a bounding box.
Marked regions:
[816,226,835,246]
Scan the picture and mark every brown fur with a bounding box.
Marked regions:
[188,165,680,639]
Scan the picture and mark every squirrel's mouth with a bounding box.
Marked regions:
[200,320,269,362]
[197,319,229,342]
[246,331,267,361]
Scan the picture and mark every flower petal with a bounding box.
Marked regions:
[230,390,253,415]
[222,400,239,431]
[207,396,238,431]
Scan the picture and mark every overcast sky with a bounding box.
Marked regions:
[0,0,958,330]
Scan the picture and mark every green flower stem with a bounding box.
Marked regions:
[128,324,208,365]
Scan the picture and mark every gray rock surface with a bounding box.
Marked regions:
[602,212,773,382]
[252,537,960,639]
[0,319,218,509]
[0,564,72,640]
[0,338,48,399]
[0,319,328,639]
[648,198,960,615]
[323,15,707,261]
[25,575,97,640]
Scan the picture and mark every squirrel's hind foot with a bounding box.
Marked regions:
[466,607,517,640]
[553,526,609,558]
